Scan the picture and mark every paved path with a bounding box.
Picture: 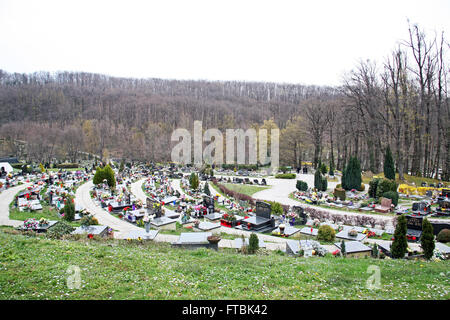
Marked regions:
[0,183,33,227]
[75,181,143,239]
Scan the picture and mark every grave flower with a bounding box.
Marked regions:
[87,234,94,239]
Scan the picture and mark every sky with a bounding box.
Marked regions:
[0,0,449,86]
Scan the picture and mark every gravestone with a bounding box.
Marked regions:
[255,201,271,219]
[203,196,215,214]
[293,206,307,225]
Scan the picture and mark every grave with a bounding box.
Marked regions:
[19,220,59,233]
[234,237,266,249]
[238,201,276,233]
[286,239,323,256]
[292,206,307,225]
[194,221,221,234]
[72,225,109,237]
[334,241,372,257]
[272,225,300,237]
[204,212,223,221]
[147,197,163,218]
[126,229,159,240]
[335,229,367,242]
[435,242,450,259]
[150,216,177,231]
[299,227,318,238]
[171,232,219,250]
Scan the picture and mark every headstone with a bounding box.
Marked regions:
[255,201,271,219]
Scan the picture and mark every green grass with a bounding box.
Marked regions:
[0,227,448,300]
[46,168,84,172]
[9,205,81,227]
[222,183,271,197]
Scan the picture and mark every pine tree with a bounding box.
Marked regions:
[384,145,395,180]
[189,172,199,190]
[342,156,362,190]
[421,218,435,260]
[329,158,335,176]
[391,215,408,259]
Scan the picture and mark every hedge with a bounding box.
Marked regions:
[275,173,296,179]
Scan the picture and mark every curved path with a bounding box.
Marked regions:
[75,181,143,239]
[0,182,33,227]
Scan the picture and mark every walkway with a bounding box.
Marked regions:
[0,182,33,227]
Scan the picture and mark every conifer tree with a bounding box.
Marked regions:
[421,218,435,260]
[391,215,408,259]
[384,145,395,180]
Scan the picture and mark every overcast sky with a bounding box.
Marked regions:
[1,0,449,86]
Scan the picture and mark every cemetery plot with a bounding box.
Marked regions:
[72,225,109,237]
[172,232,219,250]
[126,229,159,240]
[334,241,372,257]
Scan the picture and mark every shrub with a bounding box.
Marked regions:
[421,218,435,260]
[46,221,74,240]
[336,184,341,189]
[269,201,284,215]
[80,215,99,227]
[368,178,380,198]
[382,190,399,206]
[391,215,408,259]
[189,172,199,190]
[296,180,308,191]
[317,225,336,242]
[333,188,346,201]
[63,197,75,222]
[436,229,450,243]
[340,240,346,257]
[376,179,398,199]
[275,173,296,179]
[279,166,289,173]
[248,233,259,254]
[55,163,79,169]
[314,170,327,191]
[203,182,211,196]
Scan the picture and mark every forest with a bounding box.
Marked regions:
[0,23,448,181]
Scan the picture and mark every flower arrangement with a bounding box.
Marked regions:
[222,213,236,222]
[39,218,49,226]
[23,218,38,230]
[87,233,94,239]
[348,229,358,237]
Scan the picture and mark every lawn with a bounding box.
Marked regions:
[0,227,448,300]
[222,183,271,197]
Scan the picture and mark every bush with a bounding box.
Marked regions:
[279,166,290,173]
[269,201,284,215]
[275,173,296,179]
[368,178,380,198]
[421,218,435,260]
[376,179,398,199]
[391,215,408,259]
[63,197,75,222]
[314,170,327,191]
[80,215,99,227]
[248,233,259,254]
[296,180,308,191]
[317,225,336,242]
[333,188,346,201]
[437,229,450,243]
[46,221,74,239]
[189,172,199,189]
[382,190,399,206]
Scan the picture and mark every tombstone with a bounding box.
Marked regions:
[255,201,271,219]
[303,167,308,174]
[261,178,267,185]
[203,195,215,214]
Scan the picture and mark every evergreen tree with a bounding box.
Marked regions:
[341,240,346,257]
[391,215,408,259]
[189,172,199,190]
[203,182,211,196]
[384,145,395,180]
[421,218,435,260]
[103,165,116,189]
[63,196,75,222]
[119,160,125,173]
[342,156,362,190]
[248,233,259,254]
[329,158,335,176]
[93,166,105,185]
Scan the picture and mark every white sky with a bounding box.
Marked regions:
[0,0,449,86]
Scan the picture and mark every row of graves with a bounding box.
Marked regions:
[294,189,372,211]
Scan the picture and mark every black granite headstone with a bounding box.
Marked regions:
[255,201,271,219]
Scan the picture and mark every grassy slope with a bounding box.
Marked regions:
[0,228,448,300]
[222,183,271,197]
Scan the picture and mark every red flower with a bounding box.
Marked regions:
[87,234,94,239]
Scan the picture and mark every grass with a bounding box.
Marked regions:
[222,183,271,197]
[0,227,448,300]
[46,168,84,172]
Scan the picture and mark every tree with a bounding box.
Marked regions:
[63,196,75,222]
[341,156,362,190]
[314,169,327,191]
[421,218,435,260]
[189,172,199,190]
[203,182,211,196]
[340,240,346,257]
[103,164,116,189]
[391,215,408,259]
[248,233,259,254]
[384,145,395,180]
[93,166,105,185]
